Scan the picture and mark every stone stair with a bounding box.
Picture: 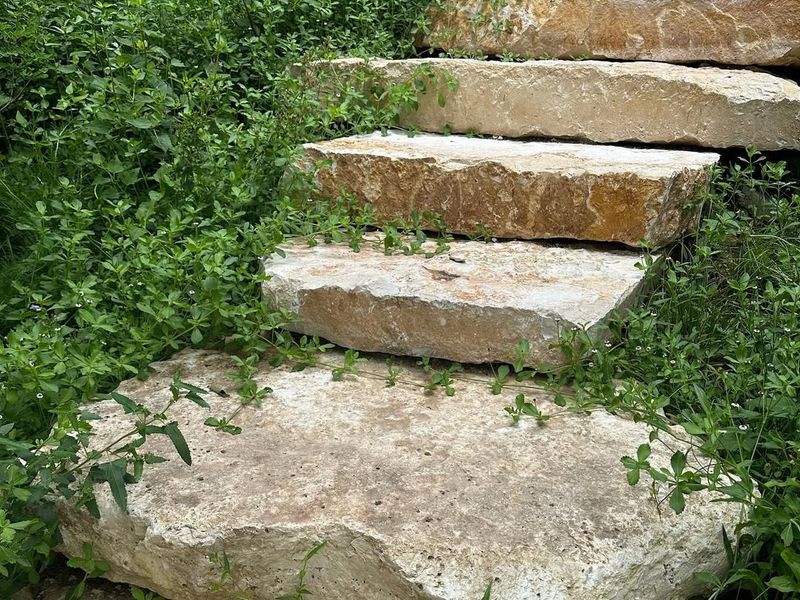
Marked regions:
[300,131,719,246]
[262,235,648,366]
[58,350,741,600]
[56,3,800,599]
[320,58,800,150]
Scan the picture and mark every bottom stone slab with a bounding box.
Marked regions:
[57,350,741,600]
[262,237,650,366]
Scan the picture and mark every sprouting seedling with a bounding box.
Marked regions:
[504,393,549,425]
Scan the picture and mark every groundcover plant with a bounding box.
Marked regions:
[1,1,799,598]
[0,0,432,593]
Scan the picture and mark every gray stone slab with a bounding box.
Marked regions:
[57,350,742,600]
[299,131,718,247]
[262,236,650,366]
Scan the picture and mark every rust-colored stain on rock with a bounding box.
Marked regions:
[421,0,800,67]
[301,131,718,247]
[262,236,651,366]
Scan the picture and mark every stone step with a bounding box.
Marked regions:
[299,131,718,247]
[57,350,742,600]
[262,237,650,366]
[317,58,800,150]
[419,0,800,67]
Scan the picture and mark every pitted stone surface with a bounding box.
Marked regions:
[420,0,800,67]
[57,350,743,600]
[318,58,800,150]
[299,131,718,246]
[261,237,648,366]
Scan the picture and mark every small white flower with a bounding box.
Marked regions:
[738,424,749,431]
[670,360,677,365]
[588,362,594,367]
[784,327,791,333]
[650,312,657,317]
[188,290,196,296]
[635,346,642,351]
[731,402,741,409]
[28,360,35,367]
[36,392,43,399]
[754,329,760,333]
[75,303,82,308]
[29,304,42,312]
[604,341,612,348]
[591,348,598,354]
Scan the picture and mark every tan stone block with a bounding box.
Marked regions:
[262,237,650,366]
[300,131,718,246]
[57,349,743,600]
[421,0,800,67]
[319,58,800,150]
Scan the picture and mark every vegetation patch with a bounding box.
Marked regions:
[1,0,799,598]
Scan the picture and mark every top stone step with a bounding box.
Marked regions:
[319,58,800,150]
[420,0,800,67]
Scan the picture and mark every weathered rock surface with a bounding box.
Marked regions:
[300,131,718,246]
[420,0,800,67]
[318,58,800,150]
[58,350,743,600]
[262,237,648,366]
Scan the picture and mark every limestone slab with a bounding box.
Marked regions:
[300,131,718,247]
[57,349,743,600]
[420,0,800,67]
[319,58,800,150]
[262,237,649,366]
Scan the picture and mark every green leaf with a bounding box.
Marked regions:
[65,578,86,600]
[768,576,800,593]
[636,443,651,463]
[668,488,685,514]
[626,467,640,486]
[481,581,493,600]
[191,328,203,344]
[126,116,158,129]
[164,422,191,465]
[110,392,141,414]
[93,459,129,513]
[185,391,209,408]
[782,523,795,546]
[670,451,686,477]
[781,548,800,582]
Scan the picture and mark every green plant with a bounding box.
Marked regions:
[62,543,110,600]
[131,586,166,600]
[277,541,327,600]
[500,152,800,597]
[0,0,436,593]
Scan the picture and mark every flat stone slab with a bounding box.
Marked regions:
[420,0,800,67]
[57,350,742,600]
[262,237,648,366]
[299,131,718,247]
[319,58,800,150]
